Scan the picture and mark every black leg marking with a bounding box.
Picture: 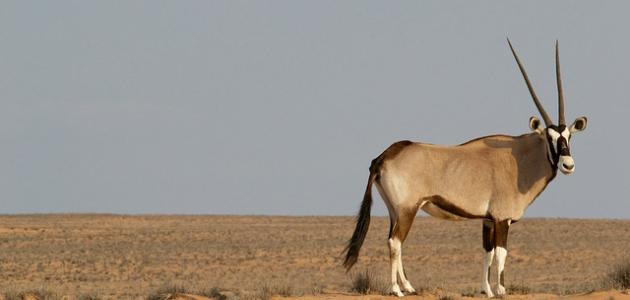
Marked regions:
[494,219,510,249]
[482,220,495,252]
[494,219,511,293]
[481,220,495,296]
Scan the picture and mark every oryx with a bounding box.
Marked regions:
[342,39,588,297]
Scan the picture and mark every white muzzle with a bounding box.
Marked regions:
[558,155,575,174]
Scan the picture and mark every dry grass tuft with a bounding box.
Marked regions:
[460,288,476,297]
[224,290,256,300]
[257,283,296,300]
[605,260,630,290]
[507,283,531,295]
[146,284,190,300]
[77,294,102,300]
[1,289,102,300]
[2,292,19,300]
[350,269,389,295]
[3,288,60,300]
[199,287,227,300]
[257,287,272,300]
[309,284,324,295]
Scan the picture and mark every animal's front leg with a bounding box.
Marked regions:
[494,219,511,296]
[480,220,495,298]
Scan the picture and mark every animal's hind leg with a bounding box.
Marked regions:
[390,205,419,295]
[377,180,418,297]
[387,236,404,297]
[378,185,404,297]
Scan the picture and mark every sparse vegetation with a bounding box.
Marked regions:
[2,215,630,299]
[78,294,102,300]
[77,294,102,300]
[2,292,20,300]
[460,288,476,297]
[561,285,596,296]
[258,282,295,299]
[226,290,257,300]
[507,283,531,295]
[201,287,227,300]
[146,284,190,300]
[257,286,272,300]
[3,289,60,300]
[350,269,388,295]
[605,260,630,290]
[310,284,324,295]
[1,290,101,300]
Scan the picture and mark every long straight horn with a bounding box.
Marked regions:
[507,38,552,126]
[556,40,565,125]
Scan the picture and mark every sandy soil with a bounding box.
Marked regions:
[277,290,630,299]
[164,290,630,300]
[0,215,628,299]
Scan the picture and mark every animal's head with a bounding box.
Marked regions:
[529,116,587,174]
[508,39,588,175]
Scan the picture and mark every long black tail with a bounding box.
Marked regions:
[342,165,377,271]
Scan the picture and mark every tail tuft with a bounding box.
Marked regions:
[342,170,376,271]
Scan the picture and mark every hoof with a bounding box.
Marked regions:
[402,282,416,294]
[391,285,404,297]
[480,288,494,298]
[496,285,506,296]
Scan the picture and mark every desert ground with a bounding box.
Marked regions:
[0,215,629,299]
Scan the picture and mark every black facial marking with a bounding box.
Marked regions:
[546,124,571,164]
[558,137,570,156]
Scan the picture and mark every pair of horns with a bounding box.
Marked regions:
[507,38,566,126]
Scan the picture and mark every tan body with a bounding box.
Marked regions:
[378,133,555,227]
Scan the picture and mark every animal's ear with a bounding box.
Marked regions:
[569,116,587,133]
[529,116,544,133]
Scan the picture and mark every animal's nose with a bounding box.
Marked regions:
[562,162,574,170]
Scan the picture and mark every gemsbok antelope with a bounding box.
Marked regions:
[343,39,588,298]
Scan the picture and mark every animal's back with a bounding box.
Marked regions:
[374,136,524,220]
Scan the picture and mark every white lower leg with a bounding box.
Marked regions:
[388,238,404,297]
[393,239,415,293]
[481,249,495,297]
[495,247,507,295]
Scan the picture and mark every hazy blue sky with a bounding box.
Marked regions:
[1,2,628,218]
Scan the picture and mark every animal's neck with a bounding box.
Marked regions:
[517,133,558,186]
